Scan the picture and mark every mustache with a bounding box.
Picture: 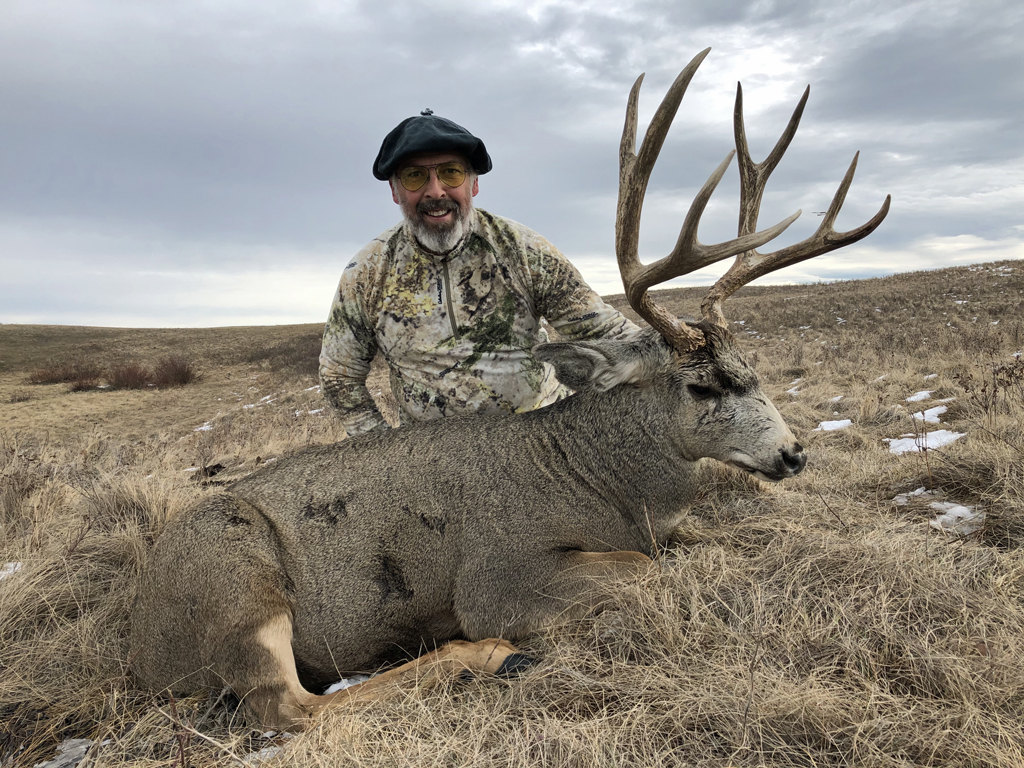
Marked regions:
[416,199,460,216]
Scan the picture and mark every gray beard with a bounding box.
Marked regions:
[403,200,475,254]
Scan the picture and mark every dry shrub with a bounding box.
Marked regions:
[108,363,153,390]
[151,356,199,387]
[67,374,101,392]
[27,360,103,386]
[954,357,1024,423]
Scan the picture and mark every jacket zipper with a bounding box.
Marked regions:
[441,260,461,340]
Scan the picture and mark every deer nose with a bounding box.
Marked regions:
[779,443,807,475]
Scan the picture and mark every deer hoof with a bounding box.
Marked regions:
[496,652,536,677]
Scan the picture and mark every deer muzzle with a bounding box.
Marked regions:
[724,440,806,483]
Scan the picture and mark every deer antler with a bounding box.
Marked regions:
[616,49,890,350]
[699,83,892,326]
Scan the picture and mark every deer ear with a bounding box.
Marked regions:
[534,341,645,392]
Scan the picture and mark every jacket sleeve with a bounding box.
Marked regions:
[526,236,640,340]
[318,255,390,436]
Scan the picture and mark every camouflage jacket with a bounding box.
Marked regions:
[319,209,638,435]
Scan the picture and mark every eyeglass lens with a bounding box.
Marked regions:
[399,163,467,192]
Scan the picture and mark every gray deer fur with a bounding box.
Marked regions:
[130,324,806,725]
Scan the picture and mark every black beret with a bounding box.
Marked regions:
[372,110,492,181]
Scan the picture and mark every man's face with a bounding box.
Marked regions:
[391,152,479,253]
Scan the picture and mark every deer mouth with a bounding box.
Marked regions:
[724,454,788,483]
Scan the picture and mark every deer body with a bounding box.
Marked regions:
[131,329,803,724]
[131,49,889,729]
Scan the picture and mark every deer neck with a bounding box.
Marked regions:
[544,384,701,529]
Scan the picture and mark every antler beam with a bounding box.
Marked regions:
[615,49,891,351]
[616,48,801,351]
[699,83,892,326]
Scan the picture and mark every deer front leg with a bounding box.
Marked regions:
[456,549,654,641]
[313,638,529,713]
[544,549,654,621]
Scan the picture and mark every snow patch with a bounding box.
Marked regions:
[911,405,947,424]
[242,733,295,765]
[906,390,934,402]
[829,395,844,402]
[33,738,111,768]
[893,487,941,505]
[1,562,23,580]
[929,502,984,536]
[324,674,372,694]
[885,430,966,455]
[814,419,852,431]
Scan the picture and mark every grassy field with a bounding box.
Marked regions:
[1,259,1023,767]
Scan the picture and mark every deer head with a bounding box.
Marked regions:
[541,48,890,483]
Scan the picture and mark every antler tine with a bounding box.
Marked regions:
[701,86,891,327]
[735,83,809,239]
[616,49,800,352]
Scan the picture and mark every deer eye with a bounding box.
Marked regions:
[687,384,716,400]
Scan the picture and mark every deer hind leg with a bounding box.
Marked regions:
[312,638,528,715]
[232,623,528,726]
[214,611,321,730]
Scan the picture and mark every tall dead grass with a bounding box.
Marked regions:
[25,355,200,392]
[28,361,104,387]
[2,259,1023,767]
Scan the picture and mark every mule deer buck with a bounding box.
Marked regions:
[131,48,889,729]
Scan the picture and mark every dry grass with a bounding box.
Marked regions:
[1,259,1023,766]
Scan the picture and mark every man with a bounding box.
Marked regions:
[319,110,638,435]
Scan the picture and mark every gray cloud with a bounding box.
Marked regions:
[1,0,1021,325]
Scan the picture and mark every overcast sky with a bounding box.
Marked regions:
[2,0,1021,327]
